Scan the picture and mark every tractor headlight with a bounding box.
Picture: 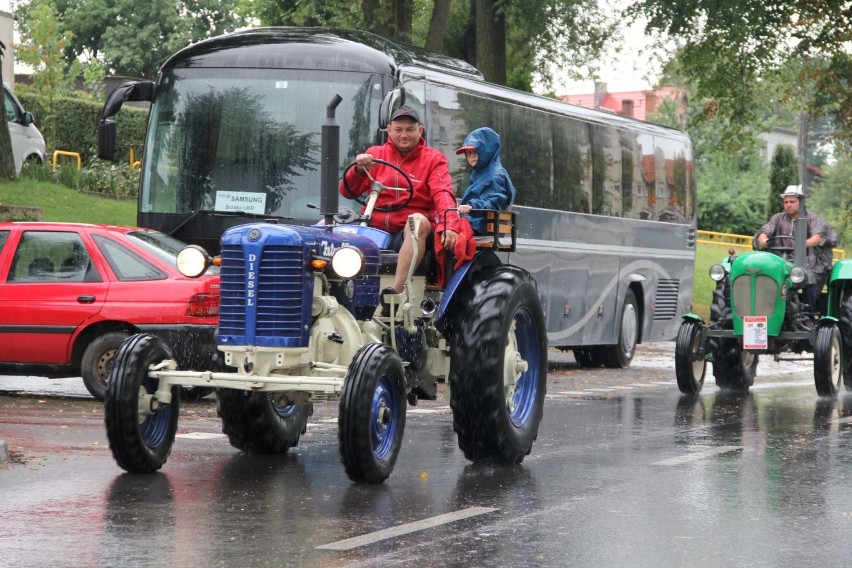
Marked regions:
[709,264,727,282]
[176,245,211,278]
[789,266,807,285]
[331,246,364,279]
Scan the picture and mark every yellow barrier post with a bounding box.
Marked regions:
[51,150,82,171]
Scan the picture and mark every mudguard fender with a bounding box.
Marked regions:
[681,312,705,324]
[435,251,501,326]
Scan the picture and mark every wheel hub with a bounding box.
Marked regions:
[503,321,529,410]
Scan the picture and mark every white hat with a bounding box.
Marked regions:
[780,185,803,198]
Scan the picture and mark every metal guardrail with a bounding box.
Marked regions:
[51,150,81,171]
[697,230,846,260]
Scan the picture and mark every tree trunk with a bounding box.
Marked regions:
[474,0,506,85]
[395,0,413,44]
[362,0,392,39]
[362,0,411,43]
[0,42,16,179]
[426,0,451,52]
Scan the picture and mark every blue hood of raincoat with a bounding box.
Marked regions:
[458,127,516,234]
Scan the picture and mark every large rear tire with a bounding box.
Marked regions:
[603,289,639,368]
[814,323,842,398]
[675,321,706,394]
[217,390,312,454]
[105,333,179,473]
[448,265,547,464]
[338,343,407,484]
[838,285,852,389]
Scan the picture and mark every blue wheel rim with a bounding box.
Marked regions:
[140,377,172,449]
[509,307,541,427]
[370,375,400,460]
[272,401,299,417]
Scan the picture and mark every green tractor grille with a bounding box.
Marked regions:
[732,274,778,317]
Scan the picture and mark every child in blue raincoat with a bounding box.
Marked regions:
[455,127,516,234]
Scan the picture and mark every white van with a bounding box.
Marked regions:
[3,83,46,175]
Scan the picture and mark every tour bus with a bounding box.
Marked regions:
[98,27,696,367]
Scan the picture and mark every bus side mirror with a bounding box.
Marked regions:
[98,120,117,161]
[101,80,155,118]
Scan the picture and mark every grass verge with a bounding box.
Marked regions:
[0,177,136,226]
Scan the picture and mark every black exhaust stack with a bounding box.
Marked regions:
[321,95,343,230]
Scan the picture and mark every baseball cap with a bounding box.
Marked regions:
[780,185,803,198]
[455,145,476,155]
[389,106,420,123]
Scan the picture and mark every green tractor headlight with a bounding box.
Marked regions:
[789,266,807,286]
[709,264,727,282]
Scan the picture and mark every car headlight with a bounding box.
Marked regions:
[176,245,211,278]
[789,266,807,285]
[331,246,364,279]
[709,264,727,282]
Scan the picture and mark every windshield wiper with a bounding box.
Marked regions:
[168,209,292,237]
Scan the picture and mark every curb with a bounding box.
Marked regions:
[0,439,8,464]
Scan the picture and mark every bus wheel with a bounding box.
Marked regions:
[603,289,639,368]
[814,323,842,398]
[338,343,406,484]
[105,334,180,473]
[675,321,706,394]
[217,391,312,453]
[448,265,547,464]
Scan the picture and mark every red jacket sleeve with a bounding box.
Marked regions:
[339,145,383,200]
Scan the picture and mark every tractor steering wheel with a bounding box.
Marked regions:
[342,159,414,213]
[762,235,796,255]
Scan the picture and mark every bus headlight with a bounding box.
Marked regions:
[709,264,727,282]
[331,246,364,279]
[176,245,211,278]
[789,267,807,285]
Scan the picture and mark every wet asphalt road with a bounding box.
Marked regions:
[2,344,852,567]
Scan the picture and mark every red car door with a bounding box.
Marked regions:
[0,228,109,364]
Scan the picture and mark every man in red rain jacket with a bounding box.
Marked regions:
[340,106,460,294]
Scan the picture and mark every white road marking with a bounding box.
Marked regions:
[652,445,741,466]
[408,408,449,414]
[315,506,498,551]
[175,432,227,440]
[835,416,852,425]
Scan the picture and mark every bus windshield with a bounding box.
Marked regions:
[140,68,386,221]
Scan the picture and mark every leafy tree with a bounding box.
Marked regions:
[651,80,767,235]
[15,2,80,150]
[0,42,15,179]
[629,0,852,149]
[810,155,852,250]
[18,0,247,78]
[767,144,797,221]
[246,0,616,90]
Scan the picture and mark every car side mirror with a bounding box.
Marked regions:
[20,111,33,126]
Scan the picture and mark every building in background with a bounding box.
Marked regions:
[561,82,686,126]
[0,10,13,86]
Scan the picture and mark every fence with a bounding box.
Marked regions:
[697,230,846,260]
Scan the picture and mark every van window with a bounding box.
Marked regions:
[4,88,22,123]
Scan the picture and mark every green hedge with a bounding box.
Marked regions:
[17,92,149,167]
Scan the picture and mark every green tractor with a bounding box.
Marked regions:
[676,208,847,397]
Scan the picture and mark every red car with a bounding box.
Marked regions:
[0,222,220,400]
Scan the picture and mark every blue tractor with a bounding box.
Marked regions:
[104,97,548,483]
